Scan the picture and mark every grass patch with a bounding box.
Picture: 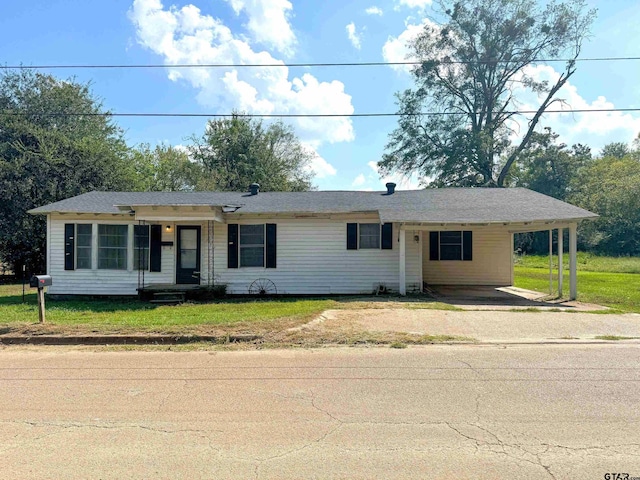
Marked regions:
[514,266,640,312]
[332,299,463,311]
[594,335,640,341]
[516,253,640,274]
[277,327,476,348]
[0,283,336,334]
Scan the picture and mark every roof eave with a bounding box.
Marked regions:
[386,215,598,226]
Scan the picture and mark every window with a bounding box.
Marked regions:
[240,224,265,267]
[440,231,462,260]
[429,231,473,261]
[347,223,392,250]
[76,224,92,269]
[134,225,150,270]
[359,223,380,249]
[98,225,128,270]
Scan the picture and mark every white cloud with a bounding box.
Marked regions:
[129,0,355,146]
[511,64,640,152]
[307,149,337,178]
[352,173,366,186]
[346,22,361,50]
[365,6,383,16]
[382,19,434,73]
[396,0,432,9]
[225,0,295,54]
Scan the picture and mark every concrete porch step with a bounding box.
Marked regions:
[149,291,186,304]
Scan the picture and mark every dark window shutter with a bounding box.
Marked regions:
[149,225,162,272]
[381,223,393,249]
[266,223,277,268]
[463,231,473,261]
[346,223,358,250]
[64,224,75,270]
[429,231,439,261]
[228,224,239,269]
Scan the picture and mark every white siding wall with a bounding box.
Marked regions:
[48,215,176,295]
[215,218,420,295]
[422,227,512,285]
[48,215,422,295]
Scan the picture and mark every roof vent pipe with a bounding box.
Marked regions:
[385,182,396,195]
[249,183,260,195]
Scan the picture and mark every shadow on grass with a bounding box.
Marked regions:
[330,294,434,303]
[0,291,156,313]
[0,283,440,315]
[0,291,336,314]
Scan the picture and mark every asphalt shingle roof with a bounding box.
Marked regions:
[28,188,597,224]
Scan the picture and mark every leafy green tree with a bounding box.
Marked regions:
[509,128,590,253]
[599,141,630,160]
[0,70,135,273]
[379,0,596,187]
[510,127,591,200]
[131,143,201,192]
[189,114,314,192]
[569,155,640,255]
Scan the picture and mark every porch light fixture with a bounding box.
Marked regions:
[165,225,172,232]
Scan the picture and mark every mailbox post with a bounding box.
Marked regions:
[29,275,52,324]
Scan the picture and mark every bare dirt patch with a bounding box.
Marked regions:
[311,308,640,343]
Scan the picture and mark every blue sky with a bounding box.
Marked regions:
[2,0,639,191]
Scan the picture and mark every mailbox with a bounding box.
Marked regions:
[30,275,52,288]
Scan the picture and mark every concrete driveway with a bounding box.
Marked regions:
[429,285,608,311]
[316,309,640,343]
[1,347,640,479]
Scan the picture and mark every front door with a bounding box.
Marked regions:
[176,226,201,284]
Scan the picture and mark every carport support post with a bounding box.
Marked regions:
[399,228,406,296]
[558,228,564,296]
[569,224,577,300]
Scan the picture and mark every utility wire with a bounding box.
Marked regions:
[2,56,640,70]
[1,108,639,118]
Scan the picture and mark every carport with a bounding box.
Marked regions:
[381,189,596,300]
[508,222,578,299]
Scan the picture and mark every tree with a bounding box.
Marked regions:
[599,141,630,160]
[131,143,201,192]
[508,127,590,253]
[379,0,596,187]
[510,127,590,200]
[569,155,640,255]
[0,70,135,273]
[189,115,314,192]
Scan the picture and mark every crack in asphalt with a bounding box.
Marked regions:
[251,390,345,479]
[6,419,215,435]
[443,422,557,478]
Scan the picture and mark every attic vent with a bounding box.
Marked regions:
[249,183,260,195]
[385,182,396,195]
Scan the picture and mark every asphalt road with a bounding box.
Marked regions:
[1,345,639,479]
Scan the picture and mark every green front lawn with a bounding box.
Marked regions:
[0,284,336,333]
[516,252,640,274]
[514,261,640,312]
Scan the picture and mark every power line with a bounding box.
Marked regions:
[2,56,640,70]
[1,108,639,118]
